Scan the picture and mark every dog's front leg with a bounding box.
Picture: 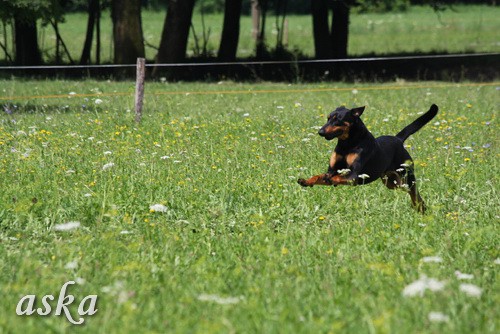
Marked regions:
[297,174,334,187]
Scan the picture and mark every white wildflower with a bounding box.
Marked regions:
[459,283,482,297]
[400,163,411,167]
[352,89,359,94]
[454,271,474,280]
[422,256,443,263]
[94,98,103,105]
[358,174,370,180]
[75,277,86,285]
[54,221,81,232]
[65,260,78,270]
[402,276,446,297]
[337,168,351,176]
[428,312,449,323]
[104,151,112,155]
[197,294,243,305]
[102,162,115,170]
[243,113,250,117]
[150,204,168,213]
[494,258,500,265]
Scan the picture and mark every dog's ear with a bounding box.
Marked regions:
[351,106,365,117]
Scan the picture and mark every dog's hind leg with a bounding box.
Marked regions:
[406,168,426,213]
[382,169,426,213]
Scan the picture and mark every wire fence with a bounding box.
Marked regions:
[0,52,498,70]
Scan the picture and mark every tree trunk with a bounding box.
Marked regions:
[80,0,99,65]
[14,17,41,65]
[111,0,145,64]
[255,0,268,59]
[311,0,331,59]
[331,0,349,59]
[217,0,242,61]
[156,0,195,64]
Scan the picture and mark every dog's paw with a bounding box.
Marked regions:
[297,178,312,187]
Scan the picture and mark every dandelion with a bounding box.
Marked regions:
[428,312,449,323]
[102,162,115,170]
[337,168,351,176]
[422,256,443,263]
[402,276,446,297]
[197,294,243,305]
[150,204,168,213]
[54,221,81,232]
[459,283,482,297]
[454,271,474,280]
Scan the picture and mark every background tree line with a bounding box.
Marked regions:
[0,0,496,68]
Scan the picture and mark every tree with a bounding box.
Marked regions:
[80,0,100,65]
[156,0,195,64]
[311,0,331,59]
[14,13,42,65]
[311,0,354,59]
[111,0,144,64]
[331,0,350,59]
[217,0,243,61]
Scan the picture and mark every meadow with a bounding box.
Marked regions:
[0,79,498,332]
[1,5,499,64]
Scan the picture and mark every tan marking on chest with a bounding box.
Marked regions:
[330,152,343,169]
[346,153,359,166]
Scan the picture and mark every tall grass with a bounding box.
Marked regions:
[0,80,498,332]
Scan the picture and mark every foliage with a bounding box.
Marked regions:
[355,0,411,13]
[0,0,66,22]
[0,80,498,332]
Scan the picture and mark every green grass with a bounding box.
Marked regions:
[0,80,498,332]
[1,5,499,64]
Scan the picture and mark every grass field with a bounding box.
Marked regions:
[1,5,499,64]
[0,79,498,332]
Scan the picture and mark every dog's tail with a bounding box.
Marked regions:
[396,104,438,142]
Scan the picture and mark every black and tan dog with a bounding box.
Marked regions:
[298,104,438,213]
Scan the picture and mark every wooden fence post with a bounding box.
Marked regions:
[135,57,145,123]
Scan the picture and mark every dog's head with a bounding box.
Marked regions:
[318,106,365,140]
